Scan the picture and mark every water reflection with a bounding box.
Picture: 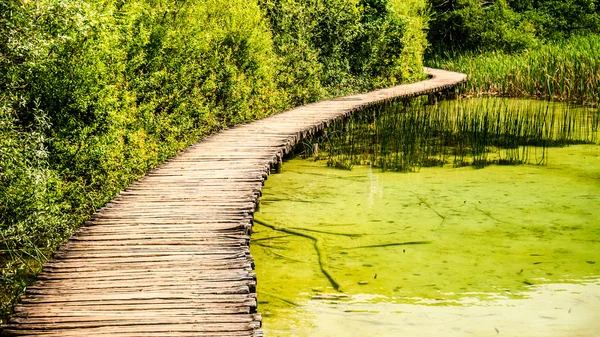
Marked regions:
[252,135,600,336]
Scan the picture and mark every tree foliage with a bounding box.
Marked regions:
[428,0,600,54]
[258,0,423,105]
[0,0,422,316]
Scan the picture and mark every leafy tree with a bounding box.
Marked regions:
[508,0,600,40]
[428,0,536,54]
[0,0,424,317]
[428,0,600,54]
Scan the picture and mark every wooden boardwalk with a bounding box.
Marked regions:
[3,68,466,337]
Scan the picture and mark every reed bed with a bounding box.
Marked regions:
[430,35,600,107]
[305,98,600,171]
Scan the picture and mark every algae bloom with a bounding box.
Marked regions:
[251,99,600,337]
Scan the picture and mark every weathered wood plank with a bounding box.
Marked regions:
[3,68,465,336]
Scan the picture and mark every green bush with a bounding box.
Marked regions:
[0,0,424,317]
[428,0,537,54]
[508,0,600,40]
[258,0,424,104]
[428,0,600,54]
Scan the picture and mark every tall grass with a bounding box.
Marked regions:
[430,35,600,107]
[308,98,600,172]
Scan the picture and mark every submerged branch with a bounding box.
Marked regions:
[259,291,300,307]
[261,197,335,204]
[317,222,361,227]
[253,218,342,292]
[346,241,432,250]
[252,235,292,243]
[253,242,289,250]
[289,227,364,237]
[253,240,305,262]
[410,191,447,230]
[474,205,512,224]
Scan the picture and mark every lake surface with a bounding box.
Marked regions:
[251,100,600,337]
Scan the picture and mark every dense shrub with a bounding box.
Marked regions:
[428,0,600,54]
[428,0,536,54]
[0,0,424,317]
[258,0,426,105]
[507,0,600,40]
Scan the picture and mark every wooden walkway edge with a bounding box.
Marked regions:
[2,68,466,337]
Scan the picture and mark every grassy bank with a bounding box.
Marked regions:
[430,35,600,107]
[0,0,427,318]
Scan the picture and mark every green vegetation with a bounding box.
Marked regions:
[427,1,600,106]
[309,98,599,172]
[432,35,600,106]
[252,149,600,336]
[428,0,600,54]
[0,0,425,316]
[259,0,428,104]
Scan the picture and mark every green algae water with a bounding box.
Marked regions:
[251,99,600,337]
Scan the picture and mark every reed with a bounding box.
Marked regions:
[307,98,599,172]
[430,35,600,107]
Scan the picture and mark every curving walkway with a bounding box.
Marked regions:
[3,68,466,337]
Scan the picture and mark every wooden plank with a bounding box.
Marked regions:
[3,68,466,336]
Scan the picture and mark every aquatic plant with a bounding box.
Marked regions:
[308,98,600,172]
[252,150,600,336]
[431,35,600,107]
